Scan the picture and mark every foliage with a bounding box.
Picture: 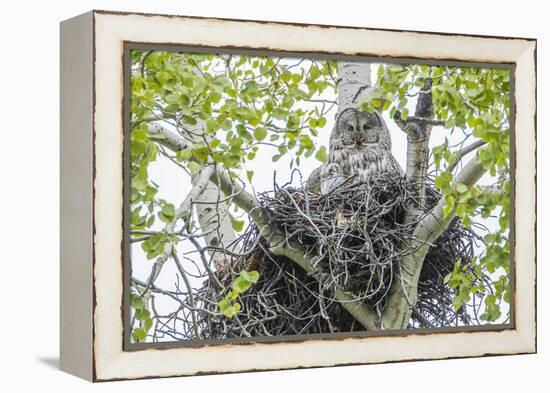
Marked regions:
[363,64,511,321]
[130,50,335,188]
[130,291,153,342]
[218,270,260,318]
[129,51,338,263]
[128,50,512,341]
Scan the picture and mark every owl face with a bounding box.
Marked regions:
[330,108,391,152]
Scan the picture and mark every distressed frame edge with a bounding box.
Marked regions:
[91,8,538,42]
[122,42,518,352]
[59,11,95,381]
[80,10,536,382]
[511,40,537,354]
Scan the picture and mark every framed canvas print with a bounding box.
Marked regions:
[60,10,537,382]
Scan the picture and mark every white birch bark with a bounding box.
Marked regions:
[184,119,238,265]
[337,61,373,111]
[181,60,238,267]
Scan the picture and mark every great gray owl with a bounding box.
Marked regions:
[308,108,403,194]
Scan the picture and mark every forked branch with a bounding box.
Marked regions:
[146,123,379,330]
[383,153,487,329]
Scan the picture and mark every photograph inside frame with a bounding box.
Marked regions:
[126,48,513,344]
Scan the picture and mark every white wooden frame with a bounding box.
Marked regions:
[60,10,537,382]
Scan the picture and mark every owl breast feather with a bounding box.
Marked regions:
[331,147,402,182]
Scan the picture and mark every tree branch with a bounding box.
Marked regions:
[268,234,378,330]
[447,139,487,173]
[418,155,486,245]
[383,154,487,329]
[148,123,189,150]
[404,116,445,126]
[146,123,379,330]
[142,165,214,292]
[396,78,435,212]
[171,250,200,338]
[392,111,422,139]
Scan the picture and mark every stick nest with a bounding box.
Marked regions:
[198,172,485,338]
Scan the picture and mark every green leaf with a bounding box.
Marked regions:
[309,65,321,79]
[218,298,239,318]
[130,294,145,309]
[455,203,466,217]
[281,72,292,83]
[135,308,150,321]
[132,128,148,142]
[253,127,267,141]
[219,299,229,311]
[132,327,147,342]
[187,161,203,174]
[480,294,502,321]
[143,317,153,331]
[141,232,171,259]
[286,114,301,130]
[229,214,245,232]
[159,203,175,223]
[219,299,230,313]
[451,297,462,312]
[504,289,510,303]
[209,91,222,103]
[132,174,148,192]
[232,276,252,294]
[435,171,453,194]
[443,195,456,218]
[176,148,193,162]
[161,204,175,218]
[456,182,468,193]
[240,270,260,284]
[315,146,328,163]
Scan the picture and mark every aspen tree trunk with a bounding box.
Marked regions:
[184,120,238,266]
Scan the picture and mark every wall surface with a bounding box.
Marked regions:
[0,0,546,391]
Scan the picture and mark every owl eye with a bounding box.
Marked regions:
[362,124,369,131]
[347,125,354,132]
